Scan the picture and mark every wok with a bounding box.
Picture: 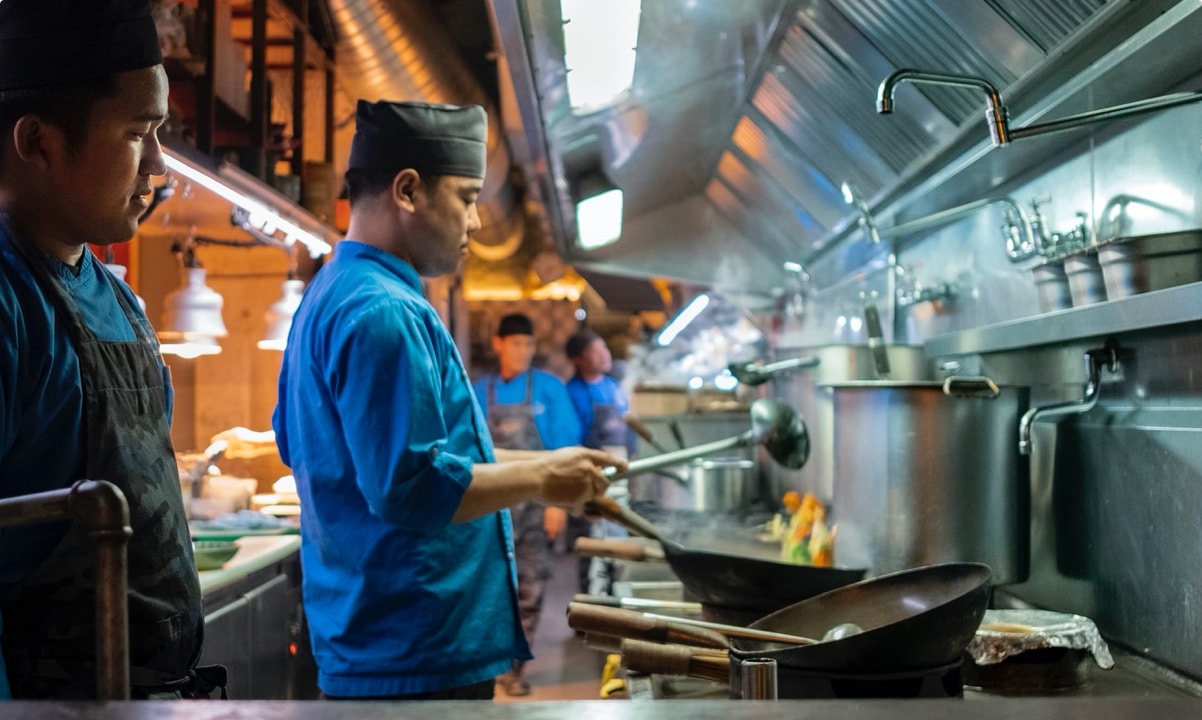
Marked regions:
[577,508,865,623]
[731,562,992,674]
[620,563,993,696]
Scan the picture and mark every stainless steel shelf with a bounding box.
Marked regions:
[926,282,1202,357]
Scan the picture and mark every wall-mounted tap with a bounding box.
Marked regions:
[1018,347,1120,455]
[841,182,880,244]
[877,68,1202,147]
[876,69,1010,145]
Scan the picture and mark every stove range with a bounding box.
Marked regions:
[729,659,964,700]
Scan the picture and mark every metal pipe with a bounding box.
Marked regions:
[877,69,1009,145]
[880,196,1034,251]
[1018,348,1119,455]
[0,480,132,700]
[1010,92,1202,142]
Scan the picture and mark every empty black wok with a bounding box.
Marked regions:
[730,562,992,674]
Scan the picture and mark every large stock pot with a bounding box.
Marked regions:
[824,376,1030,584]
[766,344,931,502]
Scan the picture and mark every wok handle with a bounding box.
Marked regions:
[567,602,729,649]
[583,496,662,541]
[624,416,671,454]
[572,594,702,613]
[602,434,749,480]
[621,638,730,684]
[574,537,665,562]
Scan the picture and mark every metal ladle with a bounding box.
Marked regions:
[602,398,810,481]
[728,356,820,386]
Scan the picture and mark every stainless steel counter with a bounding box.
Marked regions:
[6,697,1202,719]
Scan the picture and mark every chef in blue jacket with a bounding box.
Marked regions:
[273,100,623,701]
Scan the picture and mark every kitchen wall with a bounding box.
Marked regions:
[776,100,1202,677]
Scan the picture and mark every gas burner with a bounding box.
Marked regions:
[730,660,965,700]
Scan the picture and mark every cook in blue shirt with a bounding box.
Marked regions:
[273,100,623,700]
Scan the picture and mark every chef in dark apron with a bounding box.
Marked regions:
[472,314,581,697]
[0,0,214,699]
[564,330,637,594]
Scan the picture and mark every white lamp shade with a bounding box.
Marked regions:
[257,279,305,350]
[159,267,228,343]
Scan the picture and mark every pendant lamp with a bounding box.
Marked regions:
[257,278,305,350]
[158,265,228,359]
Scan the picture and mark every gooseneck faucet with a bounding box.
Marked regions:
[878,68,1202,148]
[1018,347,1120,455]
[877,70,1010,145]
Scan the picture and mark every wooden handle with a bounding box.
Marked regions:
[567,602,729,649]
[574,537,665,562]
[572,594,701,613]
[621,638,730,683]
[584,496,662,540]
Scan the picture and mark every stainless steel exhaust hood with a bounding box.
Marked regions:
[488,0,1196,306]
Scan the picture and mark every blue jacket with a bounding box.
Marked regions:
[273,241,528,697]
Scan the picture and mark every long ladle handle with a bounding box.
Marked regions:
[602,432,751,481]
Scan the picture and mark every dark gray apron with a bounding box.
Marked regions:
[580,384,627,451]
[0,237,207,699]
[486,371,544,452]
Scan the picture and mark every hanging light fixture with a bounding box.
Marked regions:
[258,278,304,350]
[257,241,305,351]
[158,244,228,359]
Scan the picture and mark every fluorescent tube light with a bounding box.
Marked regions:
[576,188,623,249]
[561,0,641,113]
[164,150,333,258]
[655,293,710,347]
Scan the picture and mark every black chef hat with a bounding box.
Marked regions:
[0,0,163,92]
[348,100,487,179]
[565,330,602,359]
[496,313,534,338]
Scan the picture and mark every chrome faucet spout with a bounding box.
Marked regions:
[876,69,1010,145]
[1018,348,1119,455]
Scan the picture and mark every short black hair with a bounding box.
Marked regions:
[565,330,602,359]
[344,167,450,207]
[0,75,121,162]
[496,313,534,338]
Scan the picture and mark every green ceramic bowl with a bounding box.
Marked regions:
[193,540,240,571]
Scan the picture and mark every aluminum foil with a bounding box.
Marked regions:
[966,609,1115,668]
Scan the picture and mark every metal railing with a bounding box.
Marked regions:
[0,480,132,700]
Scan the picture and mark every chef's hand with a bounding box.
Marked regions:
[536,446,625,511]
